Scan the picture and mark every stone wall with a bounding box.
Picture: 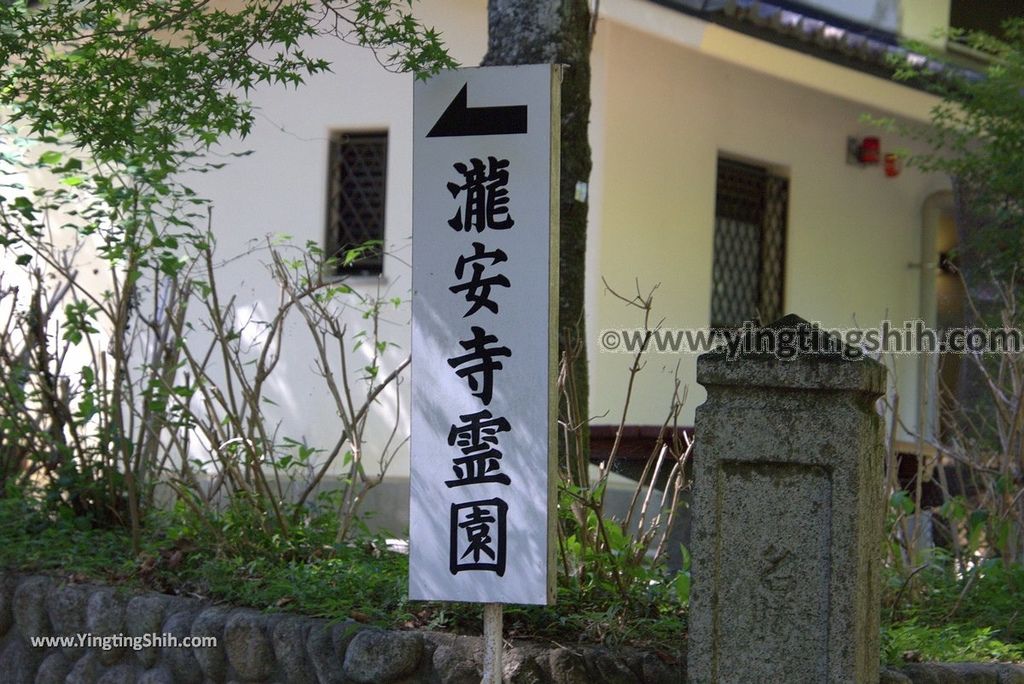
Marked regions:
[0,573,681,683]
[1,572,1021,683]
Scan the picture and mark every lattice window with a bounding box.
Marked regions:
[950,0,1018,41]
[326,131,387,275]
[710,157,788,328]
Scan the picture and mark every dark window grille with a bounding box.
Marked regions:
[949,0,1018,41]
[710,157,787,328]
[326,131,387,275]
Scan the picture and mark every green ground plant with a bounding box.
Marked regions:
[0,489,688,655]
[871,19,1024,654]
[1,0,1022,665]
[0,0,452,551]
[880,547,1024,664]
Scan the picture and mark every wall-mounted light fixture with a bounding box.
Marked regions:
[884,153,901,177]
[847,136,902,177]
[847,136,880,165]
[939,251,957,274]
[907,253,957,272]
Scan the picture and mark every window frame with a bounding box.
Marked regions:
[324,129,389,277]
[709,155,788,330]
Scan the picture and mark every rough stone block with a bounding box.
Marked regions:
[159,609,202,684]
[66,650,103,684]
[688,316,887,684]
[899,663,1024,683]
[137,666,176,684]
[224,609,275,682]
[96,661,140,684]
[125,593,167,669]
[0,636,43,684]
[12,575,52,640]
[998,664,1024,684]
[272,615,316,684]
[36,651,74,684]
[501,643,550,684]
[583,648,639,684]
[343,629,423,683]
[191,606,231,681]
[86,589,127,666]
[433,643,482,684]
[640,653,683,684]
[306,622,344,684]
[47,583,90,658]
[547,647,587,684]
[880,667,913,683]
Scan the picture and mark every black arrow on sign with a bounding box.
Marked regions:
[426,83,528,138]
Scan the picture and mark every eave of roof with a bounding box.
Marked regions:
[646,0,982,91]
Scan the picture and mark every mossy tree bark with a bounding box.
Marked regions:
[482,0,593,474]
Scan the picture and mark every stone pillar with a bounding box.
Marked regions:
[687,316,886,684]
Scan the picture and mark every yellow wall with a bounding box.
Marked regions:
[902,0,951,47]
[588,19,950,432]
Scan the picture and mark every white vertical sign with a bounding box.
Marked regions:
[410,65,559,605]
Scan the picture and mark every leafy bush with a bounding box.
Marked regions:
[882,621,1024,665]
[0,0,451,549]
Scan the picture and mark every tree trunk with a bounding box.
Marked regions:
[482,0,593,473]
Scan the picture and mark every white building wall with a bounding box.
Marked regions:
[189,0,951,508]
[190,0,488,486]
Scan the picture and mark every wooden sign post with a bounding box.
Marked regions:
[410,64,561,680]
